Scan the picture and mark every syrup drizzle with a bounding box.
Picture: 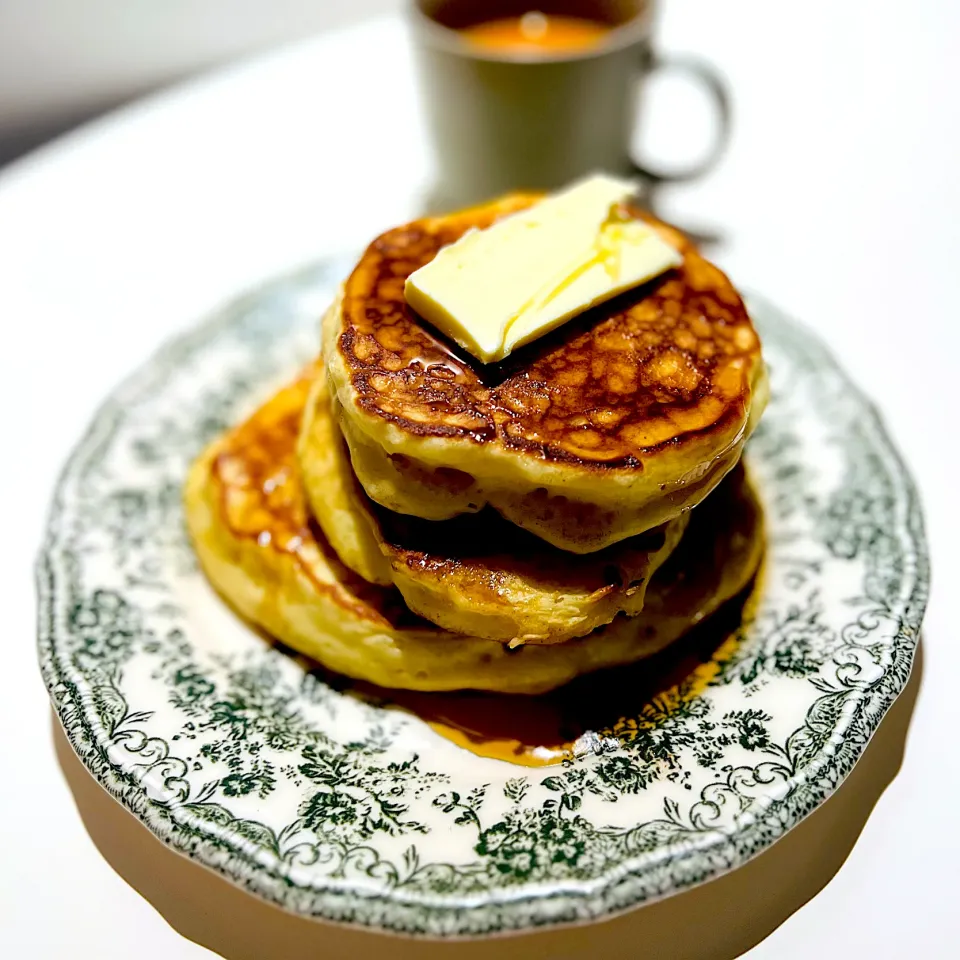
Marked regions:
[338,564,763,767]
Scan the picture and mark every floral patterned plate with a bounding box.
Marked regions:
[37,259,928,937]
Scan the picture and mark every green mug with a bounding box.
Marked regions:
[411,0,730,208]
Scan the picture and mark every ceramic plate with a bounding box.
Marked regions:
[38,260,928,937]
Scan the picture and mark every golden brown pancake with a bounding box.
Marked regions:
[324,193,767,553]
[298,363,687,645]
[184,374,765,694]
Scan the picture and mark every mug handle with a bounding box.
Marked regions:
[631,53,732,184]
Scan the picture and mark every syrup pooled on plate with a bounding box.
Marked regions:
[343,570,762,767]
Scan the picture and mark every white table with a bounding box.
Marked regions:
[2,5,957,957]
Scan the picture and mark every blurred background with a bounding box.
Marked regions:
[0,0,398,165]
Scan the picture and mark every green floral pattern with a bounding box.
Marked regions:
[37,260,928,936]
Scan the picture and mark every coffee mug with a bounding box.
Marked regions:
[411,0,730,208]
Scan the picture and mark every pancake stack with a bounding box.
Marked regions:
[186,194,768,694]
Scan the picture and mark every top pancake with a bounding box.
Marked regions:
[325,193,767,552]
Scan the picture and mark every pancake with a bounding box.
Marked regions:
[184,374,765,694]
[324,193,768,553]
[298,363,688,645]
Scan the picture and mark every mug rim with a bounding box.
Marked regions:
[408,1,654,64]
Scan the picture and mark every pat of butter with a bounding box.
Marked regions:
[404,174,682,364]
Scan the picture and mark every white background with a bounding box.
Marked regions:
[0,0,398,161]
[1,2,958,957]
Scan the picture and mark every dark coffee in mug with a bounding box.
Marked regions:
[459,11,612,56]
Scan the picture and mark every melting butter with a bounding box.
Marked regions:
[404,174,682,364]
